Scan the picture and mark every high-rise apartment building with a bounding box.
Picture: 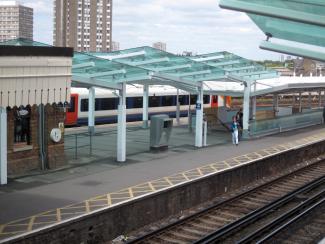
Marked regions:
[54,0,112,52]
[0,1,33,42]
[153,42,166,52]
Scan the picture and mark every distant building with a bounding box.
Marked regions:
[153,42,166,51]
[280,55,285,63]
[54,0,113,52]
[111,41,120,51]
[273,67,294,77]
[294,58,325,76]
[0,1,33,42]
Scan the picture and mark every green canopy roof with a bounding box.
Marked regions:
[1,38,278,92]
[219,0,325,61]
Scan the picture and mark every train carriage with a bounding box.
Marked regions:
[65,86,216,126]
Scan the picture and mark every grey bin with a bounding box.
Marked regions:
[150,114,173,150]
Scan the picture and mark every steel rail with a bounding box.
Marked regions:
[127,161,324,244]
[194,176,325,244]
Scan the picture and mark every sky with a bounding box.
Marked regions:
[21,0,280,61]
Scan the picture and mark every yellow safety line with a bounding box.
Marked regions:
[164,177,173,186]
[128,188,134,199]
[0,231,26,235]
[27,216,36,232]
[107,194,112,206]
[197,168,204,176]
[85,201,90,213]
[148,182,156,192]
[222,161,231,167]
[1,130,325,240]
[209,164,220,172]
[181,173,190,181]
[56,208,61,222]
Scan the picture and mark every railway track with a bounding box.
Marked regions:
[127,160,325,244]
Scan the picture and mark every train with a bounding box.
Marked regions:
[65,85,221,126]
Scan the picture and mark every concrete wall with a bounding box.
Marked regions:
[6,139,325,244]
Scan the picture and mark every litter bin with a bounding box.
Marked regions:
[150,114,173,150]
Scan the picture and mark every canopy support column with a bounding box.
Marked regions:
[252,82,257,120]
[319,91,322,107]
[176,89,180,125]
[243,79,251,139]
[117,82,126,162]
[195,83,204,147]
[0,107,7,185]
[88,87,95,134]
[308,92,312,108]
[273,94,279,116]
[292,94,295,106]
[142,84,149,129]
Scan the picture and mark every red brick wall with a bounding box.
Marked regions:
[7,104,66,175]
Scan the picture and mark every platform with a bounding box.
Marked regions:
[1,124,325,242]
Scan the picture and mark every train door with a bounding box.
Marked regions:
[211,95,218,108]
[65,94,79,126]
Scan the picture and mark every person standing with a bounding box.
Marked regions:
[231,116,239,146]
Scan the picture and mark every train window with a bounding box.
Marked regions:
[162,96,175,106]
[178,95,188,105]
[96,98,118,111]
[149,96,161,107]
[203,95,211,104]
[190,95,198,105]
[81,99,88,112]
[127,97,143,109]
[68,96,76,112]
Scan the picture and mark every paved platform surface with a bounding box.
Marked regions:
[1,124,325,241]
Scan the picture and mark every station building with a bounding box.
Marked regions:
[0,41,73,179]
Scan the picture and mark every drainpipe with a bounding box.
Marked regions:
[38,104,47,170]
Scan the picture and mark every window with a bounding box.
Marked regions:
[68,96,76,112]
[149,96,161,107]
[178,95,189,105]
[97,98,118,110]
[81,98,88,112]
[127,97,143,109]
[14,106,31,146]
[203,95,211,104]
[81,98,118,111]
[162,96,175,106]
[190,95,198,105]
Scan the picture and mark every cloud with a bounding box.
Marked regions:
[28,0,279,60]
[23,0,52,14]
[112,0,278,60]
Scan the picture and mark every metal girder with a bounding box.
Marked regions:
[204,60,242,67]
[176,70,212,77]
[194,73,226,82]
[236,70,277,77]
[152,64,192,72]
[219,0,325,27]
[191,55,224,62]
[72,76,122,90]
[151,73,198,88]
[260,40,325,62]
[97,51,146,60]
[124,57,170,66]
[73,62,95,69]
[86,69,126,78]
[225,65,257,72]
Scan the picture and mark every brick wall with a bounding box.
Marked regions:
[7,104,66,175]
